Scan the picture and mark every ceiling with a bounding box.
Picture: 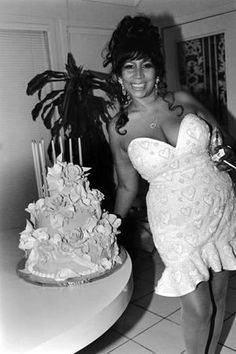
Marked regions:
[82,0,236,24]
[82,0,141,5]
[83,0,235,8]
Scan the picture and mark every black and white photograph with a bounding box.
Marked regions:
[1,1,236,353]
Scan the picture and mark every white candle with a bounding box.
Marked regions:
[35,142,43,198]
[59,135,63,159]
[78,137,83,166]
[31,141,41,198]
[39,140,48,197]
[69,138,73,163]
[32,140,43,198]
[51,139,56,164]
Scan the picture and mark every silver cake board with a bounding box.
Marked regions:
[17,247,127,287]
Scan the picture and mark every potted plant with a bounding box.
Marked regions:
[26,53,120,209]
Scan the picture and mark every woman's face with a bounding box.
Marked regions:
[120,57,157,99]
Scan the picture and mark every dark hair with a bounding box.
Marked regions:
[103,15,165,78]
[103,16,182,134]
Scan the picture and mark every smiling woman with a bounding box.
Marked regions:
[103,14,236,354]
[119,58,157,99]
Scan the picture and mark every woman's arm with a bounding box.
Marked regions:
[176,91,236,170]
[108,119,139,219]
[176,90,236,148]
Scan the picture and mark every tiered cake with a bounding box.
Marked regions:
[18,155,122,285]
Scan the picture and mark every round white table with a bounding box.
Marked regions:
[0,228,133,354]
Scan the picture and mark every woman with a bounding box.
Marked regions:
[103,15,236,353]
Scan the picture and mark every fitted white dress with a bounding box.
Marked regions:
[128,113,236,297]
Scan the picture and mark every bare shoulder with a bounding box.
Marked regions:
[108,113,119,134]
[174,90,217,125]
[108,114,121,144]
[174,90,199,107]
[174,90,212,115]
[108,114,128,156]
[108,114,137,177]
[108,113,130,147]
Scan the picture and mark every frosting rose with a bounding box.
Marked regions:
[25,199,44,224]
[44,194,74,219]
[64,164,83,184]
[65,228,86,248]
[19,221,49,251]
[47,161,65,194]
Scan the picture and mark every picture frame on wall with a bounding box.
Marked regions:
[163,11,236,134]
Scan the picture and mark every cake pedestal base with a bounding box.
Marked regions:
[0,229,133,354]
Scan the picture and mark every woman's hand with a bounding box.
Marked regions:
[211,145,236,172]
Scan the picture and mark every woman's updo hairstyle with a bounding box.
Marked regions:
[103,16,166,134]
[103,15,165,79]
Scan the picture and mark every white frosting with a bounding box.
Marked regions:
[19,156,121,281]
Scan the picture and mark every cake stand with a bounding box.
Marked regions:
[0,229,133,354]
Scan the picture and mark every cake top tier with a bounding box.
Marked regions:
[19,155,121,259]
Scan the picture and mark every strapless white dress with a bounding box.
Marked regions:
[128,113,236,297]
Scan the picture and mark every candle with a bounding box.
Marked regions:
[69,138,73,163]
[59,135,63,159]
[32,140,43,198]
[35,142,43,198]
[78,137,83,166]
[51,139,56,164]
[31,141,41,198]
[39,140,48,197]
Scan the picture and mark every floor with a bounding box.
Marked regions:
[78,246,236,354]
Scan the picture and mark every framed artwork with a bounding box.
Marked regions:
[177,33,227,125]
[163,12,236,133]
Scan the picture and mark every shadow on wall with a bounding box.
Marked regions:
[1,161,38,231]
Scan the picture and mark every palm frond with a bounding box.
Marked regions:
[31,90,63,120]
[26,70,66,95]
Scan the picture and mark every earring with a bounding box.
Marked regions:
[118,78,131,106]
[154,77,160,96]
[118,78,126,96]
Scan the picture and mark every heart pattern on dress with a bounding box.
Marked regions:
[203,193,215,206]
[180,207,192,216]
[128,114,236,296]
[193,218,203,229]
[159,148,171,160]
[181,186,196,201]
[181,168,196,180]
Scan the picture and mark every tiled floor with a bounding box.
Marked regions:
[78,247,236,354]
